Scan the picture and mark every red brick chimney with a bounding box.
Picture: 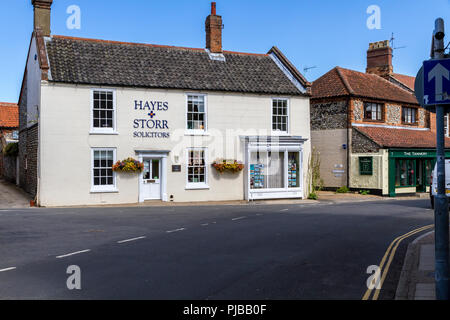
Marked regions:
[205,2,223,53]
[366,40,393,79]
[32,0,53,36]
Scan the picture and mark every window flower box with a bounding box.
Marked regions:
[112,158,144,173]
[212,160,244,174]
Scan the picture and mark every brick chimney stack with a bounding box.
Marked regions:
[366,40,393,79]
[32,0,53,36]
[205,2,223,53]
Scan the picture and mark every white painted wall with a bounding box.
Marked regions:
[26,36,41,128]
[39,83,311,206]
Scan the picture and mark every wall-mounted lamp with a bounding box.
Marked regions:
[342,144,347,150]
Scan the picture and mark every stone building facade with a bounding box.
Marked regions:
[311,40,449,196]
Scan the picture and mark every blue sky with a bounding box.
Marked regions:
[0,0,449,103]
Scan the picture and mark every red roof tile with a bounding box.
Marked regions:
[355,126,450,148]
[0,102,19,128]
[392,73,416,91]
[312,67,418,105]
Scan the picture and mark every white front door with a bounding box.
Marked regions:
[142,159,161,200]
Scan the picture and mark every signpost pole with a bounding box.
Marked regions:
[435,104,449,300]
[432,18,450,300]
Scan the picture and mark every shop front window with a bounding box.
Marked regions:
[424,159,434,186]
[288,152,300,188]
[250,151,300,190]
[395,159,415,187]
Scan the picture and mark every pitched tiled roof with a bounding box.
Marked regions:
[44,36,307,95]
[355,126,450,148]
[391,73,415,91]
[311,67,418,105]
[0,102,19,128]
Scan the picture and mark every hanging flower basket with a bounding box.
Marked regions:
[112,158,144,173]
[212,160,244,174]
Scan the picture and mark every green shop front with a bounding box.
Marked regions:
[388,149,450,197]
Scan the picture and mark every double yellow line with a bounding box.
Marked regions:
[362,224,434,300]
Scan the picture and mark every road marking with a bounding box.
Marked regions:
[166,228,186,233]
[201,223,209,226]
[362,224,434,300]
[280,209,289,212]
[117,236,146,244]
[232,216,246,221]
[0,267,16,273]
[56,249,91,259]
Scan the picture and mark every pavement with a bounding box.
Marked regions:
[0,179,31,209]
[395,231,450,300]
[0,183,423,209]
[0,198,433,299]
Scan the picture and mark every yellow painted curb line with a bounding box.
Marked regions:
[362,224,434,300]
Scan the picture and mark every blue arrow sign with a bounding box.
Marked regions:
[423,59,450,105]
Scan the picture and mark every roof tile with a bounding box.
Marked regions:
[355,126,450,148]
[0,102,19,129]
[45,36,306,95]
[312,67,418,105]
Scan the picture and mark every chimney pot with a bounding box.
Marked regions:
[205,2,222,53]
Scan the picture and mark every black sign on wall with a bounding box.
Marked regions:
[172,165,182,172]
[359,157,373,175]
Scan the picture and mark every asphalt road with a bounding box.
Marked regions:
[0,199,434,300]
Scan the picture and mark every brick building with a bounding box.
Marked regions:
[0,102,19,182]
[311,40,450,197]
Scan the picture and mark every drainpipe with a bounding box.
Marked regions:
[347,98,351,188]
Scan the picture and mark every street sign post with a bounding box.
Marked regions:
[415,18,450,300]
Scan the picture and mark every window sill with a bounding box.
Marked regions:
[271,131,290,136]
[362,119,384,123]
[90,131,119,136]
[90,188,119,194]
[185,184,210,190]
[185,131,209,136]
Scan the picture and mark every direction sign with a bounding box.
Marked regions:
[423,58,450,105]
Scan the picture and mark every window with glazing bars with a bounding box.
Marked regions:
[364,102,383,121]
[272,99,288,132]
[402,107,417,124]
[93,150,114,186]
[93,91,114,129]
[187,95,206,131]
[187,150,206,184]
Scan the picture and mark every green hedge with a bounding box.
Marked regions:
[3,142,18,157]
